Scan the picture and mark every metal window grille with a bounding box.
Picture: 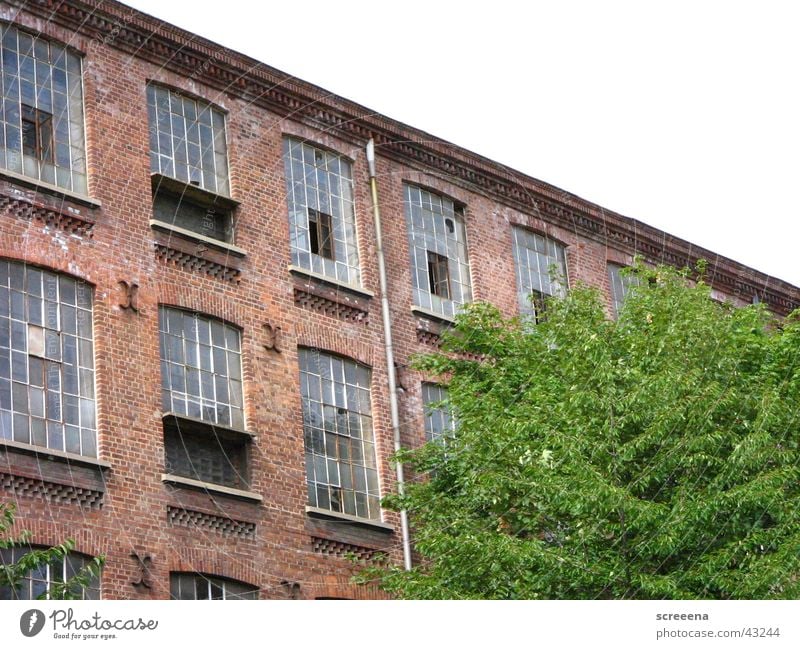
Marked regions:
[298,348,379,520]
[511,227,567,321]
[0,261,96,456]
[0,23,87,192]
[283,138,360,285]
[404,184,471,318]
[147,84,229,196]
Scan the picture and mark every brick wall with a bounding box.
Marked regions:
[0,0,797,600]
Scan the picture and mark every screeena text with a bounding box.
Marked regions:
[656,613,709,621]
[50,609,158,631]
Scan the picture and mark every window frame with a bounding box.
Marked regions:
[404,184,472,319]
[169,572,257,600]
[0,23,88,194]
[422,382,456,443]
[20,104,54,164]
[282,137,361,286]
[608,263,641,318]
[147,84,235,243]
[158,306,249,490]
[0,260,97,457]
[307,207,335,261]
[0,546,100,600]
[511,226,568,322]
[298,348,380,520]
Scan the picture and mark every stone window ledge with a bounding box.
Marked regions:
[0,439,110,470]
[411,306,456,326]
[150,220,247,258]
[0,168,101,209]
[161,474,263,503]
[305,506,393,533]
[289,265,374,300]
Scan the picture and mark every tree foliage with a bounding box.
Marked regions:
[0,502,104,599]
[363,263,800,599]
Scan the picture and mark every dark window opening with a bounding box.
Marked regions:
[163,420,248,490]
[308,208,334,260]
[152,186,234,243]
[21,104,54,163]
[530,290,547,324]
[427,251,450,299]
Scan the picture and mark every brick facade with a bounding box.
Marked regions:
[0,0,797,600]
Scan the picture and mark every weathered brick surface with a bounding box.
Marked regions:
[0,0,797,600]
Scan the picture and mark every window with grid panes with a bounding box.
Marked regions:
[0,546,100,599]
[0,261,95,456]
[147,85,234,242]
[283,138,360,285]
[422,383,455,443]
[0,23,87,193]
[404,185,471,319]
[511,227,567,322]
[169,572,257,600]
[159,307,247,489]
[298,349,379,519]
[608,263,641,318]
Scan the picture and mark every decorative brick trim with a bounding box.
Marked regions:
[311,536,376,561]
[0,471,103,509]
[167,505,256,539]
[293,288,368,324]
[417,329,441,347]
[0,194,95,237]
[154,241,241,283]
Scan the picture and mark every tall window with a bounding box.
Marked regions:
[169,573,257,600]
[147,85,233,242]
[511,228,567,322]
[159,307,247,489]
[0,23,87,193]
[0,547,99,599]
[0,261,95,456]
[608,264,640,317]
[404,185,471,319]
[298,349,379,520]
[283,138,360,285]
[147,85,228,195]
[422,383,455,443]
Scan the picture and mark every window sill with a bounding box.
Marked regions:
[305,506,394,533]
[161,474,263,503]
[0,168,101,209]
[151,173,238,212]
[288,265,373,299]
[411,306,456,325]
[0,438,110,470]
[150,220,247,257]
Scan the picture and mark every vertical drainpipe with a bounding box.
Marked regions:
[366,138,412,571]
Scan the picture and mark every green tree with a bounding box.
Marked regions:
[364,263,800,599]
[0,502,104,599]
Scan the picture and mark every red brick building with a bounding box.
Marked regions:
[0,0,797,600]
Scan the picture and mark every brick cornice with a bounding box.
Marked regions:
[10,0,799,314]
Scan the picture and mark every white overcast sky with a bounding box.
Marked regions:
[123,0,800,287]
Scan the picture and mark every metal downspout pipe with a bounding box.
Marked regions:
[366,138,412,571]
